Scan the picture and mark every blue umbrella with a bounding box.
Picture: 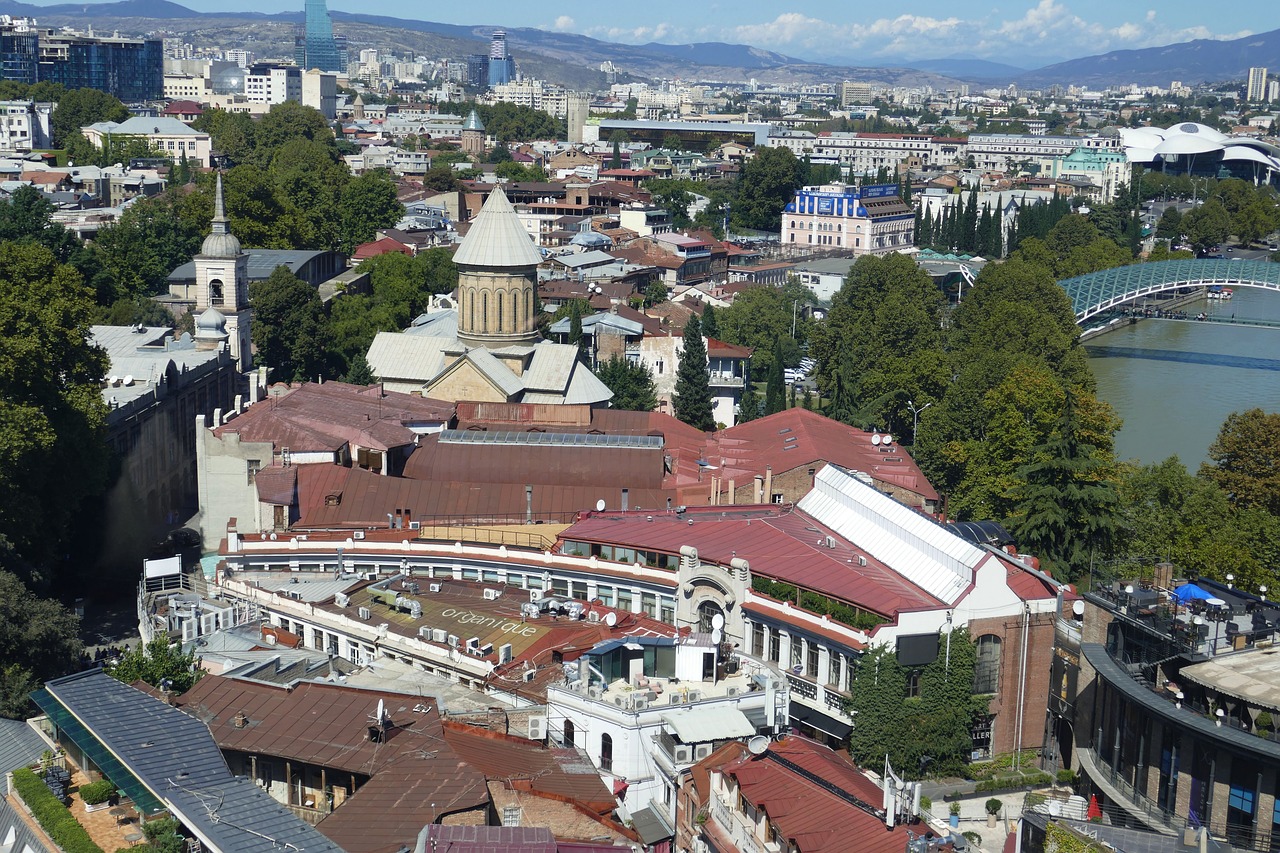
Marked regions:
[1171,583,1212,605]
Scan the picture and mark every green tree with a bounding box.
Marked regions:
[738,383,760,423]
[673,314,715,430]
[1155,207,1183,240]
[338,170,403,254]
[0,570,83,718]
[422,165,463,193]
[595,355,658,411]
[92,191,203,302]
[0,242,109,584]
[249,265,334,381]
[108,636,202,694]
[610,139,622,170]
[700,303,719,338]
[733,146,802,231]
[343,352,377,385]
[644,280,669,307]
[1008,393,1120,581]
[1200,409,1280,515]
[764,338,786,415]
[1181,199,1232,251]
[253,101,335,164]
[50,87,128,148]
[847,629,986,777]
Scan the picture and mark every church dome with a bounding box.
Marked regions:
[194,306,227,339]
[201,172,242,258]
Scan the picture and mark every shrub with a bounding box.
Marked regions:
[11,768,106,853]
[949,801,961,816]
[985,798,1003,816]
[920,795,932,812]
[79,779,116,805]
[1056,768,1078,785]
[963,832,983,846]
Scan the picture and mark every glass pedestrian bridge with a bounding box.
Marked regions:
[1060,259,1280,322]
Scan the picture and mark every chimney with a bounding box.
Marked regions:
[753,475,763,504]
[728,478,736,505]
[764,466,773,503]
[525,485,533,523]
[233,711,249,729]
[622,488,629,512]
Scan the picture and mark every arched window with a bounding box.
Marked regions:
[511,290,520,331]
[563,719,575,747]
[697,600,724,634]
[468,289,475,331]
[482,292,489,331]
[209,279,224,306]
[497,290,505,332]
[600,733,613,772]
[973,634,1002,694]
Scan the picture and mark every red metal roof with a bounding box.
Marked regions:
[721,735,915,853]
[560,506,942,617]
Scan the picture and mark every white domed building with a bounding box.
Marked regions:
[1119,122,1280,185]
[194,174,252,370]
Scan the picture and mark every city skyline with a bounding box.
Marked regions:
[10,0,1262,66]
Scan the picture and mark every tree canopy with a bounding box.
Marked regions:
[673,314,715,430]
[1200,409,1280,516]
[595,355,658,412]
[108,636,202,694]
[0,570,83,718]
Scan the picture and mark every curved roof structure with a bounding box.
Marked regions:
[1119,123,1280,173]
[1061,259,1280,321]
[451,187,543,268]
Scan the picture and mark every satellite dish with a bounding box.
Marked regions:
[747,735,769,755]
[595,499,606,511]
[376,698,385,722]
[711,613,725,630]
[711,628,723,644]
[1072,600,1085,616]
[871,433,881,446]
[883,434,893,445]
[604,611,618,627]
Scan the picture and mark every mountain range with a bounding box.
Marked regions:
[0,0,1276,89]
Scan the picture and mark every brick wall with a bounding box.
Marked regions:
[970,610,1058,757]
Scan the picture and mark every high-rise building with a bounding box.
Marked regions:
[295,0,342,73]
[465,53,489,88]
[1247,66,1268,102]
[0,19,161,99]
[1270,80,1280,104]
[487,29,515,88]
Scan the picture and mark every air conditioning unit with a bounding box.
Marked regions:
[483,588,501,600]
[527,715,546,740]
[613,696,626,707]
[353,531,365,540]
[357,606,371,620]
[631,696,649,711]
[857,555,867,567]
[418,626,432,639]
[588,685,604,699]
[466,637,480,650]
[429,583,442,593]
[498,643,513,664]
[687,690,703,702]
[727,687,740,697]
[673,745,693,763]
[405,582,420,594]
[695,743,714,760]
[586,611,600,623]
[408,521,421,530]
[523,669,537,682]
[377,623,389,638]
[334,592,349,607]
[447,634,460,648]
[431,628,447,643]
[669,694,685,705]
[529,589,543,602]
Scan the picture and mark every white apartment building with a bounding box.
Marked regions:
[768,130,965,174]
[81,116,212,166]
[164,74,213,101]
[0,100,52,151]
[244,65,301,106]
[965,133,1121,171]
[300,68,337,119]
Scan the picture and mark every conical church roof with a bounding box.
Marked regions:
[462,109,484,131]
[451,186,543,268]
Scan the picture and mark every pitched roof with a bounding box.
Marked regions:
[37,671,342,853]
[0,717,47,774]
[451,187,543,268]
[721,735,913,853]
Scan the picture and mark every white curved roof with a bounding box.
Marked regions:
[1127,147,1159,163]
[1222,145,1275,166]
[1168,122,1229,144]
[1154,135,1222,156]
[1119,127,1165,147]
[451,187,543,269]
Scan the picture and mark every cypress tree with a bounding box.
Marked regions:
[673,314,716,431]
[700,303,719,339]
[737,383,760,423]
[960,189,979,253]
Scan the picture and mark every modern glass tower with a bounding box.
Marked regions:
[297,0,342,72]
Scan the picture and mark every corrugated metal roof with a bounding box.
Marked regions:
[463,347,526,397]
[0,718,47,774]
[661,706,755,743]
[422,825,555,853]
[0,793,53,853]
[522,344,579,393]
[41,671,343,853]
[366,332,452,385]
[451,187,543,268]
[561,365,614,405]
[798,466,979,604]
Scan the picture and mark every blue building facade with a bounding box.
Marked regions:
[0,23,161,99]
[295,0,343,73]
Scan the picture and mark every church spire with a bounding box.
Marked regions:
[211,172,230,235]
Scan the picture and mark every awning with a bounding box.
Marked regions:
[630,805,674,844]
[662,706,755,743]
[790,703,852,740]
[31,689,165,814]
[1172,583,1212,604]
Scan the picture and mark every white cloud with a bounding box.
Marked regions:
[581,1,1250,65]
[551,15,575,32]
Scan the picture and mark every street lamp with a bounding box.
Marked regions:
[907,399,932,441]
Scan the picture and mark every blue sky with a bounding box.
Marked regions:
[78,0,1259,66]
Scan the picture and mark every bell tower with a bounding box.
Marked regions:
[194,173,252,370]
[453,187,543,349]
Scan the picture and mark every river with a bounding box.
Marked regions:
[1085,286,1280,468]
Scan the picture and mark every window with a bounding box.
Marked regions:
[806,642,819,678]
[563,719,575,747]
[973,634,1002,694]
[769,630,780,663]
[247,459,261,485]
[752,622,765,657]
[600,734,613,772]
[905,669,921,699]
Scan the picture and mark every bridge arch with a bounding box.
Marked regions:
[1060,259,1280,323]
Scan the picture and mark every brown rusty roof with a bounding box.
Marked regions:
[442,723,617,813]
[403,434,667,490]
